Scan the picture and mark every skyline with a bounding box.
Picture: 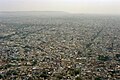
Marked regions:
[0,0,120,15]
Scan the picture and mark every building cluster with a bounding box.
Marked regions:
[0,15,120,80]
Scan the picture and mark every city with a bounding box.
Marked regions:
[0,12,120,80]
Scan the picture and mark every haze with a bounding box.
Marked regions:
[0,0,120,14]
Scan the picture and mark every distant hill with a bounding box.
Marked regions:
[0,11,70,17]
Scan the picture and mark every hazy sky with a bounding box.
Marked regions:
[0,0,120,14]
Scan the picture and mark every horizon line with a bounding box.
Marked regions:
[0,11,120,16]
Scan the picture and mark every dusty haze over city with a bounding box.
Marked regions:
[0,0,120,14]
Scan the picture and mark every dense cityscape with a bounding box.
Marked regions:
[0,12,120,80]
